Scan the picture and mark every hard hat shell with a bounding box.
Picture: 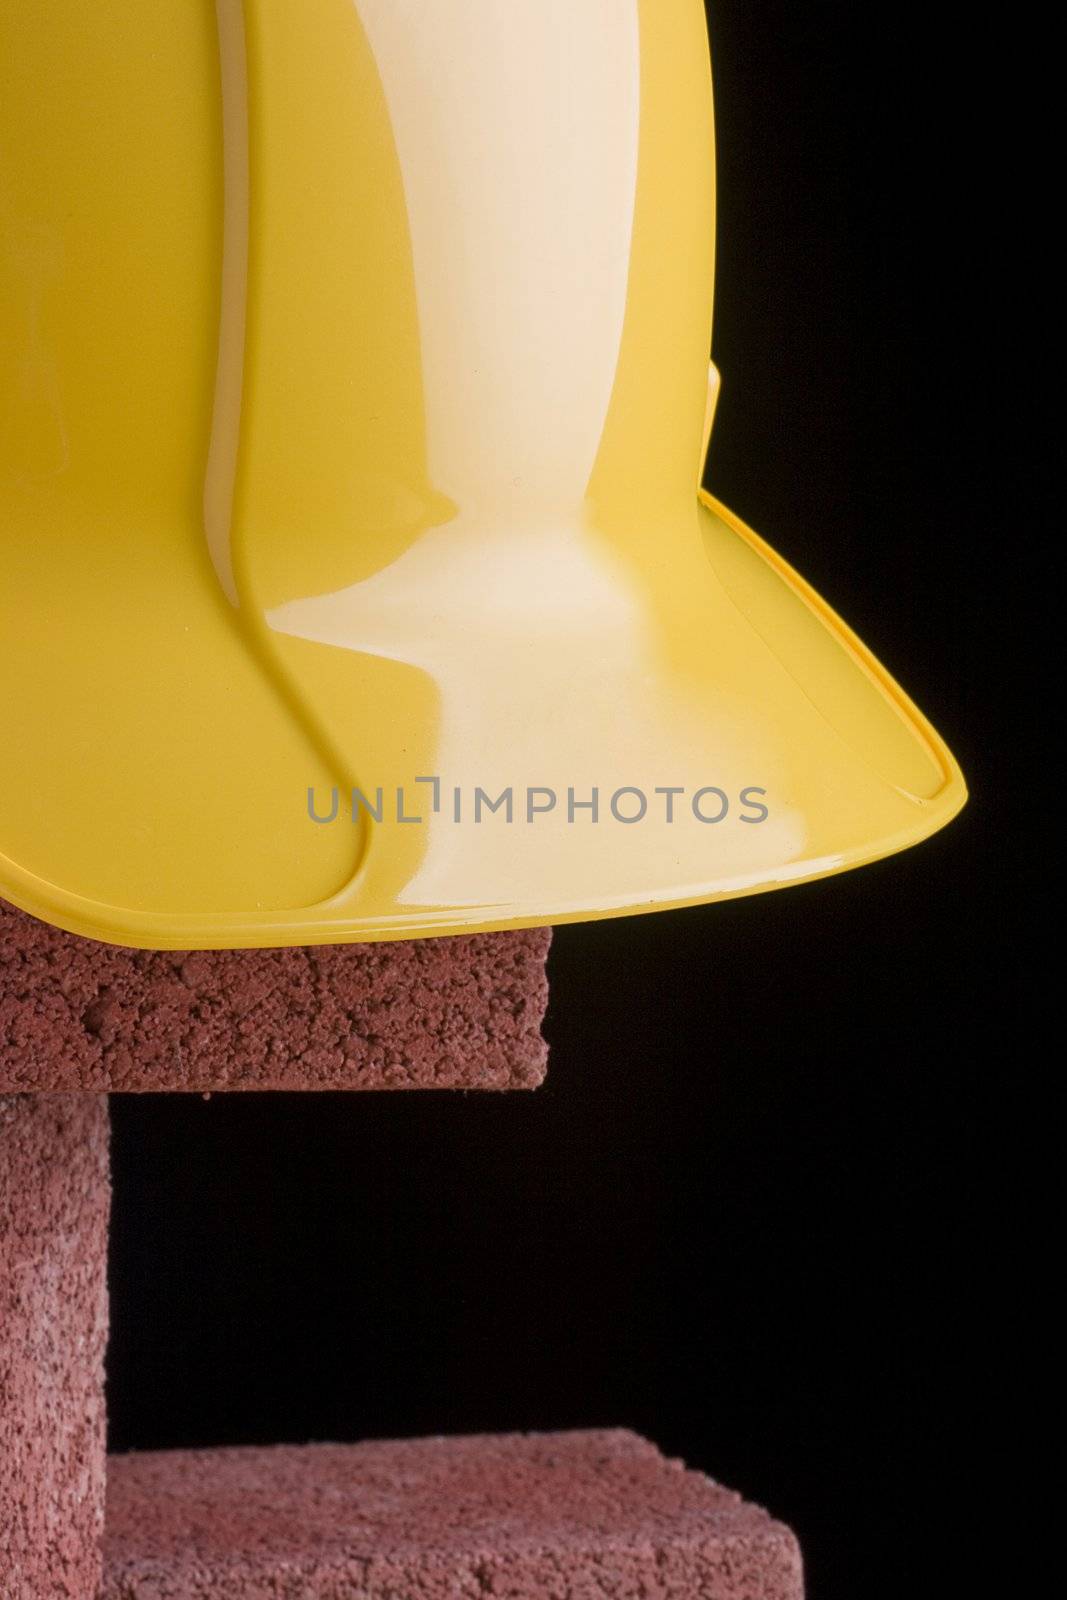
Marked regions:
[0,0,964,949]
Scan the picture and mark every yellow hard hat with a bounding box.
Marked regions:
[0,0,964,949]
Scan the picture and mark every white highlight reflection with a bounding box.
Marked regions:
[270,1,806,905]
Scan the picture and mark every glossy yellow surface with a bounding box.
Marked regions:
[0,0,965,949]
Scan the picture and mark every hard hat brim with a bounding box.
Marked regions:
[0,490,964,949]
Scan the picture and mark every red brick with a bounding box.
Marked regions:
[103,1430,803,1598]
[0,902,550,1093]
[1,1095,109,1599]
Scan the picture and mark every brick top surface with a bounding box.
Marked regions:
[104,1430,803,1599]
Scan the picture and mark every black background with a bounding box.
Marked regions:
[109,5,1033,1598]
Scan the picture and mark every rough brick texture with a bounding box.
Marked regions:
[1,1095,110,1599]
[103,1430,803,1598]
[0,902,550,1093]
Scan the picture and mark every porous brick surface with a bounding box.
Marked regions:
[103,1429,804,1598]
[1,1094,110,1599]
[0,902,550,1093]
